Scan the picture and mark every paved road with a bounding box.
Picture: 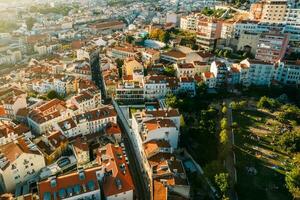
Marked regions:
[225,99,238,200]
[113,100,150,200]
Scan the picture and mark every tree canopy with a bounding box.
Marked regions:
[149,28,170,43]
[26,17,36,31]
[47,90,63,100]
[285,167,300,198]
[257,96,281,111]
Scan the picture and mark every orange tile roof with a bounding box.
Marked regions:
[197,51,213,58]
[90,21,125,29]
[96,144,135,197]
[230,66,240,73]
[144,140,171,158]
[105,122,121,136]
[72,137,89,152]
[145,49,160,55]
[162,50,186,59]
[194,74,203,83]
[28,99,67,124]
[74,106,117,123]
[144,119,176,131]
[180,76,194,83]
[144,109,180,118]
[16,108,29,117]
[0,106,6,116]
[0,138,41,170]
[178,63,194,69]
[153,180,167,200]
[203,72,214,79]
[38,167,101,200]
[26,34,49,44]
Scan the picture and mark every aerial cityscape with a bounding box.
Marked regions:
[0,0,299,200]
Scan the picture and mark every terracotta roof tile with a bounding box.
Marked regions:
[96,144,135,197]
[38,167,101,200]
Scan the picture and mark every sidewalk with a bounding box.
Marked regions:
[225,99,238,200]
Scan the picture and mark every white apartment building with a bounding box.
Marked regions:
[234,20,267,38]
[239,59,275,86]
[0,138,46,192]
[53,79,68,96]
[71,87,101,112]
[202,72,216,88]
[32,79,55,94]
[71,137,90,166]
[55,106,117,138]
[161,50,186,64]
[132,110,180,150]
[27,99,75,135]
[274,60,300,85]
[111,46,138,59]
[179,77,196,97]
[34,43,61,55]
[0,122,32,145]
[1,94,27,119]
[143,75,168,100]
[38,167,102,200]
[130,109,180,198]
[174,63,196,78]
[96,143,135,200]
[180,14,199,31]
[115,81,145,102]
[210,61,228,87]
[0,50,22,65]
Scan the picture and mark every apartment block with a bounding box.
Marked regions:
[196,18,222,50]
[255,32,289,63]
[0,138,46,192]
[38,167,102,200]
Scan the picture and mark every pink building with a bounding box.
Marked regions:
[196,17,223,50]
[255,32,289,63]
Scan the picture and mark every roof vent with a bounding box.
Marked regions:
[50,177,57,188]
[115,178,122,190]
[79,170,85,180]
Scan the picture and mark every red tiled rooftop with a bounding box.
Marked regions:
[162,50,186,59]
[38,167,101,200]
[203,72,214,79]
[105,122,121,136]
[97,144,135,197]
[144,119,176,131]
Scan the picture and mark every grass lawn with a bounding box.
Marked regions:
[233,109,293,200]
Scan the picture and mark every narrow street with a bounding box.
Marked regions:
[225,99,238,200]
[113,101,150,200]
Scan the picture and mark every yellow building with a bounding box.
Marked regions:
[36,131,68,165]
[123,58,144,76]
[261,0,287,23]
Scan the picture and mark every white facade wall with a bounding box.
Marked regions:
[3,96,27,118]
[144,83,168,100]
[274,62,300,85]
[145,127,179,149]
[106,190,134,200]
[0,131,31,145]
[0,153,46,192]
